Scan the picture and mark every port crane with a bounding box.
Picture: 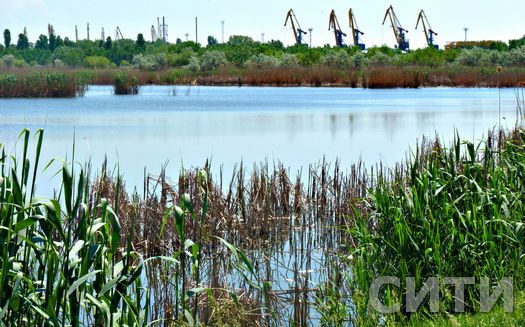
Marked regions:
[284,9,307,45]
[151,25,158,42]
[348,8,365,50]
[329,10,346,48]
[382,5,409,51]
[115,26,124,41]
[416,10,438,49]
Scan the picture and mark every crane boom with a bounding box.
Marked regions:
[284,9,307,45]
[115,26,124,41]
[151,25,158,42]
[416,10,438,48]
[382,5,409,51]
[329,10,347,48]
[348,8,365,50]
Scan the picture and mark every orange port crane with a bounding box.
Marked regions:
[348,8,365,50]
[382,5,409,51]
[329,10,346,47]
[284,9,307,45]
[416,10,438,49]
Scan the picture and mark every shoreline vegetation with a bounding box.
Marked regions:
[0,65,524,97]
[1,32,525,96]
[1,123,525,325]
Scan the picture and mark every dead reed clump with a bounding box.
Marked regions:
[365,66,422,89]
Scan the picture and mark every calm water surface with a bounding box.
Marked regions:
[0,85,520,192]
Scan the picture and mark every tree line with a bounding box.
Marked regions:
[1,28,525,71]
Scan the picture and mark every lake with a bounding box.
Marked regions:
[0,85,520,193]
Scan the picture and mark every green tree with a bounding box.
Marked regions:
[207,35,218,46]
[52,46,85,66]
[55,35,64,48]
[3,29,11,48]
[35,34,49,49]
[105,37,112,50]
[136,33,145,51]
[49,33,57,51]
[16,33,29,50]
[227,35,255,46]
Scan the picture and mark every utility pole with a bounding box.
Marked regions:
[101,27,105,41]
[463,27,469,42]
[160,16,168,43]
[308,28,313,47]
[221,20,225,43]
[87,23,90,41]
[75,25,78,42]
[261,33,265,43]
[195,17,198,44]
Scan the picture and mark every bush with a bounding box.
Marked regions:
[350,51,367,69]
[278,53,299,67]
[53,59,65,68]
[1,54,15,68]
[132,54,156,70]
[187,56,201,72]
[13,58,25,67]
[200,50,227,71]
[321,50,351,70]
[113,72,139,95]
[226,46,253,67]
[453,48,506,66]
[52,46,85,67]
[297,49,321,66]
[368,52,392,66]
[166,47,194,67]
[83,55,111,69]
[247,53,278,68]
[508,46,525,66]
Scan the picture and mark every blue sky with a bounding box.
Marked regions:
[1,0,524,49]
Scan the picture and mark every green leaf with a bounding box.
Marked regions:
[67,270,102,296]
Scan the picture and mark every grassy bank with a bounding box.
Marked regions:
[1,125,525,325]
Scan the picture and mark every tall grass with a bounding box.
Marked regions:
[0,130,261,326]
[349,129,525,324]
[0,71,86,97]
[0,129,147,325]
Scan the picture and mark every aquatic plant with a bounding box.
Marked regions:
[0,129,264,326]
[0,71,85,97]
[113,71,139,95]
[349,129,525,323]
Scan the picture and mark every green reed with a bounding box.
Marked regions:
[113,71,139,95]
[348,129,525,324]
[0,129,261,326]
